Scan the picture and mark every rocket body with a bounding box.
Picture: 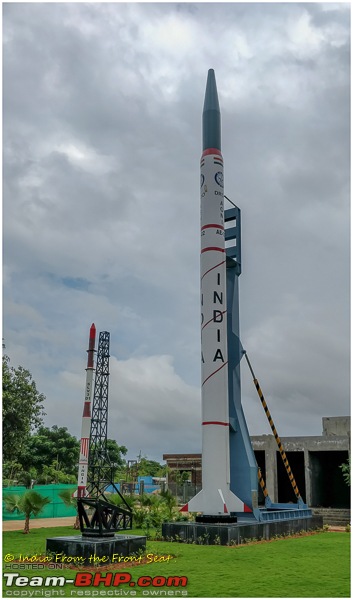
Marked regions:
[76,323,96,499]
[182,70,243,515]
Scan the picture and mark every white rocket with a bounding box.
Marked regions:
[76,323,96,498]
[181,70,243,516]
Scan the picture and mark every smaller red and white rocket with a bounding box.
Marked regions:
[76,323,96,498]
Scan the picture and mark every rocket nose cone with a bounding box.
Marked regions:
[202,69,221,151]
[203,69,220,113]
[89,323,96,338]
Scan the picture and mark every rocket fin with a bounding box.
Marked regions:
[224,489,245,513]
[180,489,204,513]
[181,487,244,515]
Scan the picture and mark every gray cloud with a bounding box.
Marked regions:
[3,3,350,462]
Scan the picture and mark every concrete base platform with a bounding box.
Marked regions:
[46,534,146,565]
[162,515,323,546]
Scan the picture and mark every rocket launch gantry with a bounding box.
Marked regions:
[76,329,132,537]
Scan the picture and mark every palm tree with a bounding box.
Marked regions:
[58,488,80,529]
[4,490,51,533]
[159,489,178,521]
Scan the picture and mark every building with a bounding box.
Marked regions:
[163,417,350,510]
[163,454,202,487]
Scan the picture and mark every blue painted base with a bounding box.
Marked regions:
[255,507,313,522]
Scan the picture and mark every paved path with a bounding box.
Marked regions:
[3,517,76,531]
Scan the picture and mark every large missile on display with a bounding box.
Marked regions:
[181,70,244,516]
[76,323,96,499]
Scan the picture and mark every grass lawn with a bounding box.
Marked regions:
[2,526,350,598]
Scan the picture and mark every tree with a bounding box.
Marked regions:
[3,461,24,487]
[137,457,166,477]
[159,489,178,521]
[131,493,162,530]
[13,429,129,486]
[39,462,76,485]
[87,439,128,482]
[129,491,179,534]
[339,458,350,486]
[58,488,80,530]
[174,470,191,486]
[4,490,51,534]
[3,355,45,462]
[106,439,128,470]
[108,493,137,510]
[19,426,80,480]
[5,466,38,488]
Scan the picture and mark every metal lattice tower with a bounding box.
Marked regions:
[77,330,132,536]
[87,331,114,499]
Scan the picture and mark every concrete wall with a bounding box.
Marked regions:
[322,416,350,438]
[251,417,350,507]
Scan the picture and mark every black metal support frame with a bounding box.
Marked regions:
[77,497,132,538]
[78,331,132,537]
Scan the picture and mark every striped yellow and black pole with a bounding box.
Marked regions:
[257,467,269,499]
[244,352,302,502]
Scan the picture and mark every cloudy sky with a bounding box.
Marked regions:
[3,2,350,464]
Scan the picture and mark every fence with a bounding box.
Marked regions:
[106,476,166,496]
[2,484,77,520]
[167,483,202,504]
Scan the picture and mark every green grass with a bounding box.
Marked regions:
[3,526,350,597]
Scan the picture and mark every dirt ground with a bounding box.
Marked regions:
[3,517,77,531]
